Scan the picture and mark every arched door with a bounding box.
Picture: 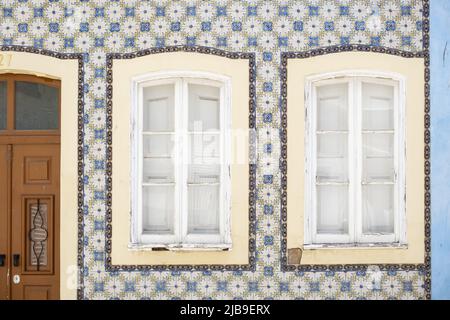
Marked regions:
[0,74,60,300]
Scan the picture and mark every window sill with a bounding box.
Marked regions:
[128,243,232,252]
[303,243,408,250]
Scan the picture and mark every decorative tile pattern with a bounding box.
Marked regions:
[0,0,428,300]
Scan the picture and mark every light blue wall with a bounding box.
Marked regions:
[431,0,450,300]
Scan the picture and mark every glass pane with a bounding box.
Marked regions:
[188,185,220,234]
[15,81,59,130]
[362,185,394,234]
[188,83,220,131]
[29,202,48,268]
[142,186,174,234]
[189,133,220,183]
[143,158,174,183]
[316,83,348,131]
[0,81,6,130]
[189,164,220,183]
[363,133,394,183]
[316,185,348,234]
[316,133,348,183]
[143,134,174,158]
[143,84,175,132]
[362,82,394,131]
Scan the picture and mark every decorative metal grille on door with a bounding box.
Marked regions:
[25,198,52,273]
[29,200,48,270]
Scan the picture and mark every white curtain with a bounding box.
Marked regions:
[315,83,349,234]
[361,82,395,234]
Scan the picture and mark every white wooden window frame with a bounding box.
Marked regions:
[304,70,407,247]
[130,71,232,249]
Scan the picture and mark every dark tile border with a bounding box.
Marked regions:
[279,1,431,300]
[104,46,257,273]
[0,46,86,300]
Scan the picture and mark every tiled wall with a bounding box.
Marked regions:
[0,0,427,299]
[430,0,450,300]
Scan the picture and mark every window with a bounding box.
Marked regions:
[305,71,406,246]
[131,72,231,248]
[0,75,60,132]
[0,81,6,130]
[15,81,59,130]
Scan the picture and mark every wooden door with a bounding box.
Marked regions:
[0,73,60,300]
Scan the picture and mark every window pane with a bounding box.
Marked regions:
[189,164,220,183]
[363,133,394,183]
[142,186,174,234]
[362,185,394,234]
[143,134,174,158]
[316,133,348,183]
[0,81,6,130]
[188,185,220,234]
[362,82,394,131]
[188,84,220,131]
[316,185,348,234]
[15,81,59,130]
[143,158,174,183]
[143,84,174,132]
[316,83,348,131]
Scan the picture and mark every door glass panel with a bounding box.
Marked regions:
[188,185,220,234]
[0,81,6,130]
[188,84,220,132]
[27,200,48,270]
[142,186,174,235]
[316,185,348,234]
[362,185,394,234]
[15,81,59,130]
[143,84,175,132]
